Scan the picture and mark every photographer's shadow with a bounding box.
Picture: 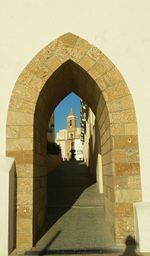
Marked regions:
[121,235,140,256]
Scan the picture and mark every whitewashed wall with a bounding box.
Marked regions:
[0,156,15,255]
[74,139,83,160]
[0,0,150,200]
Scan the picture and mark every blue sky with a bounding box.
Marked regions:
[54,92,81,133]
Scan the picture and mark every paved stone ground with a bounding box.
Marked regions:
[10,161,147,256]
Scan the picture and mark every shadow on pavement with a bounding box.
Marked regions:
[38,161,95,241]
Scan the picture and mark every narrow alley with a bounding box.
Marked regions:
[30,161,118,255]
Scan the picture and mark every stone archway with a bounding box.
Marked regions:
[6,33,142,248]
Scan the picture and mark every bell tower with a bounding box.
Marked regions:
[66,108,78,158]
[67,108,77,130]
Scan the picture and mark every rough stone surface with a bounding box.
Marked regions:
[6,33,141,249]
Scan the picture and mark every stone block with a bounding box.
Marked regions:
[79,54,96,71]
[17,232,33,248]
[112,150,126,163]
[36,154,46,166]
[104,197,114,213]
[108,101,123,112]
[101,127,110,145]
[6,126,33,139]
[107,95,134,113]
[109,109,136,124]
[33,194,46,215]
[101,138,112,154]
[115,189,142,203]
[33,165,41,177]
[17,205,32,219]
[115,163,140,176]
[6,138,33,151]
[34,141,41,154]
[99,116,110,136]
[125,123,137,135]
[103,80,129,102]
[17,192,33,206]
[73,76,88,100]
[63,62,75,82]
[112,135,138,149]
[12,83,40,103]
[126,148,139,163]
[114,203,134,217]
[28,74,45,92]
[33,188,46,205]
[103,163,114,175]
[107,187,115,201]
[87,46,103,61]
[96,94,106,121]
[127,176,141,189]
[27,57,53,82]
[16,164,33,178]
[59,32,79,48]
[36,98,47,114]
[36,209,46,229]
[7,111,33,126]
[96,66,123,91]
[88,58,113,80]
[16,68,33,88]
[41,176,47,188]
[83,80,100,112]
[70,37,91,63]
[9,97,36,114]
[6,150,33,164]
[103,175,114,188]
[104,185,115,203]
[115,217,134,244]
[17,177,33,193]
[96,75,108,91]
[46,40,69,63]
[102,151,112,165]
[44,55,62,72]
[17,219,32,234]
[33,177,42,190]
[46,39,65,58]
[110,123,125,136]
[98,105,109,128]
[112,148,139,164]
[115,176,141,190]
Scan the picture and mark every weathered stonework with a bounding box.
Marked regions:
[6,33,142,248]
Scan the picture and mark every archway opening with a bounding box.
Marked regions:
[34,90,109,249]
[6,33,142,249]
[32,60,102,243]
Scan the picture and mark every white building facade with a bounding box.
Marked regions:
[56,109,83,160]
[0,0,150,254]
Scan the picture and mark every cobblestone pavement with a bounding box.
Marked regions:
[10,161,146,256]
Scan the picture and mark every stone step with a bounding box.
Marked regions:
[10,249,149,256]
[11,248,122,256]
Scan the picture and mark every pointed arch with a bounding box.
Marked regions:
[6,33,142,248]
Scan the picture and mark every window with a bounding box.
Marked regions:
[70,120,72,126]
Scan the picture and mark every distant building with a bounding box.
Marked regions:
[55,109,83,160]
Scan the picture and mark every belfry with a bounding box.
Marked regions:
[56,108,83,160]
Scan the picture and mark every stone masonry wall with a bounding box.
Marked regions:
[6,33,142,247]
